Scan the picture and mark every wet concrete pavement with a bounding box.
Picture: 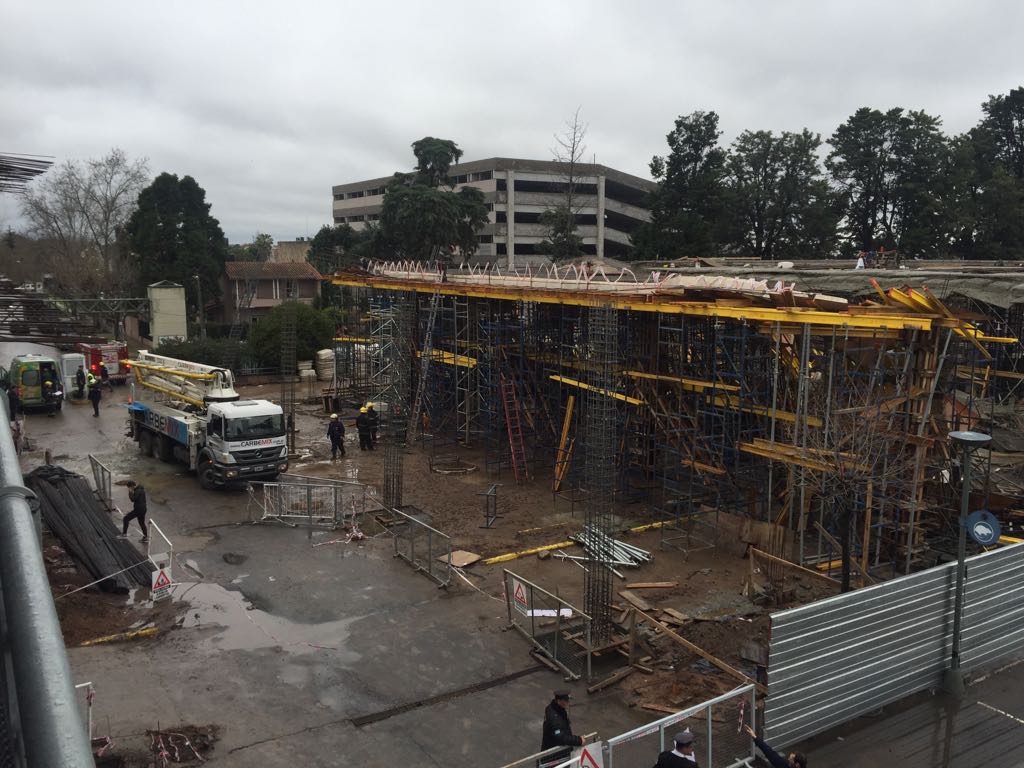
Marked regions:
[14,361,648,766]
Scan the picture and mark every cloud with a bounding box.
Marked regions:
[2,0,1021,243]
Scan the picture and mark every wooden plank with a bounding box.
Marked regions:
[625,581,678,590]
[618,590,652,612]
[813,522,877,585]
[438,549,481,567]
[586,666,635,693]
[750,547,839,586]
[640,703,681,716]
[661,607,693,623]
[630,662,654,674]
[634,609,767,694]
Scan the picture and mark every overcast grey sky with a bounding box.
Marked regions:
[2,0,1021,244]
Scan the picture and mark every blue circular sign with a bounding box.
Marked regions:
[966,510,1001,545]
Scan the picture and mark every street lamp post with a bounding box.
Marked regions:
[193,274,206,340]
[943,429,991,697]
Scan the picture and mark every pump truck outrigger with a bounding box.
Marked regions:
[127,351,288,489]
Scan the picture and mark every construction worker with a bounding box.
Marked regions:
[88,380,102,417]
[653,730,698,766]
[327,413,345,459]
[42,380,57,417]
[541,690,585,763]
[121,479,148,543]
[75,365,86,399]
[86,370,97,389]
[356,406,373,451]
[365,402,379,446]
[99,362,110,390]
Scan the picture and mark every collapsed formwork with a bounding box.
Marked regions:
[331,262,1023,580]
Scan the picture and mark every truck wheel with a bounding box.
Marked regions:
[157,435,174,463]
[197,458,218,490]
[139,430,153,456]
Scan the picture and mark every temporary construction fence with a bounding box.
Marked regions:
[603,685,756,768]
[764,542,1024,747]
[249,475,370,529]
[88,454,113,510]
[503,570,592,681]
[388,506,453,587]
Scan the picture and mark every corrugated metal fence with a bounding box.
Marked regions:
[764,543,1024,746]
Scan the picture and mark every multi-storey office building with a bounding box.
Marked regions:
[331,158,655,266]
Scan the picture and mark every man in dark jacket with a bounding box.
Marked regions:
[541,690,584,762]
[653,730,698,766]
[75,366,86,399]
[327,413,345,459]
[88,382,102,417]
[742,725,806,767]
[355,407,373,451]
[365,402,379,446]
[121,479,149,542]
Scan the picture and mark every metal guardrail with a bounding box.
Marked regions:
[503,570,592,681]
[88,455,113,510]
[251,479,368,529]
[389,507,452,587]
[0,402,93,766]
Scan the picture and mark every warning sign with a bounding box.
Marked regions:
[511,576,529,616]
[151,566,173,601]
[575,742,604,768]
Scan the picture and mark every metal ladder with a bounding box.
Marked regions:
[407,287,442,439]
[501,374,528,483]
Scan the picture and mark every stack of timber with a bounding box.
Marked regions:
[27,465,153,592]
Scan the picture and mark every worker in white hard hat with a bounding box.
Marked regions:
[356,406,373,451]
[327,412,345,460]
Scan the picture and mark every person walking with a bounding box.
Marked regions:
[742,725,806,768]
[75,366,86,399]
[327,413,345,459]
[365,402,379,446]
[653,730,698,766]
[355,407,373,451]
[88,382,102,417]
[541,690,585,763]
[120,479,149,542]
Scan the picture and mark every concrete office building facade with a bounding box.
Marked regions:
[331,158,655,266]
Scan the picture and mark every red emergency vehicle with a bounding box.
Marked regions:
[76,342,130,384]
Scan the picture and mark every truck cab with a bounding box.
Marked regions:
[202,400,288,486]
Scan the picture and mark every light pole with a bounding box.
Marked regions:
[943,429,991,697]
[193,274,206,340]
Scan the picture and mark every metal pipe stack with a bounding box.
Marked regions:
[569,525,653,569]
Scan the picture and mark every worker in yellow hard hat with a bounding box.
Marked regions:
[356,406,373,451]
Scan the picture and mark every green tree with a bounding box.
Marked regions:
[979,86,1024,179]
[379,137,489,263]
[725,129,840,260]
[540,205,585,261]
[826,107,949,257]
[126,173,229,312]
[248,301,334,366]
[632,111,728,260]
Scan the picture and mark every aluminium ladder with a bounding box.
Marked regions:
[501,374,528,483]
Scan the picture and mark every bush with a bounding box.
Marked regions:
[153,337,239,367]
[248,302,335,367]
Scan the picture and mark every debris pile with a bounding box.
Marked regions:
[27,465,153,592]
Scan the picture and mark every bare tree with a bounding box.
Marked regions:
[21,148,149,295]
[541,109,588,262]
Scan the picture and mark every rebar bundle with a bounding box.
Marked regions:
[582,303,619,641]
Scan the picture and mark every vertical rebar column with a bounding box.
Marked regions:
[382,291,413,510]
[583,303,618,642]
[280,283,298,454]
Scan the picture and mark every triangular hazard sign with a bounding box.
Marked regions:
[579,746,602,768]
[153,568,171,589]
[514,582,526,602]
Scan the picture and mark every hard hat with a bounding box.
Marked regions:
[365,402,374,409]
[330,413,338,419]
[44,380,53,387]
[359,407,367,413]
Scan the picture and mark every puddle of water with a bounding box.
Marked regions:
[172,582,363,660]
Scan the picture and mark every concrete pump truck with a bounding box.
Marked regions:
[128,351,288,489]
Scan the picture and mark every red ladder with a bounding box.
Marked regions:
[500,374,528,483]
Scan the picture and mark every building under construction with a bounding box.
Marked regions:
[330,261,1024,586]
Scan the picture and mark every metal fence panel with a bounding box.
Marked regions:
[253,480,368,529]
[503,571,591,681]
[764,543,1024,747]
[88,455,112,510]
[390,507,452,587]
[605,685,756,768]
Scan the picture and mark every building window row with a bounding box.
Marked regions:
[452,170,493,184]
[335,186,387,201]
[333,213,380,225]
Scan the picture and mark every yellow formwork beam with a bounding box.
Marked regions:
[549,375,644,405]
[329,274,935,331]
[414,349,478,368]
[624,370,741,393]
[711,395,824,427]
[334,335,375,344]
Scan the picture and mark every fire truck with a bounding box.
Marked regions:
[128,351,288,489]
[77,341,130,384]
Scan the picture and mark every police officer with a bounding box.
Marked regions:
[327,413,345,459]
[355,406,373,451]
[653,730,698,766]
[541,690,585,762]
[88,380,102,417]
